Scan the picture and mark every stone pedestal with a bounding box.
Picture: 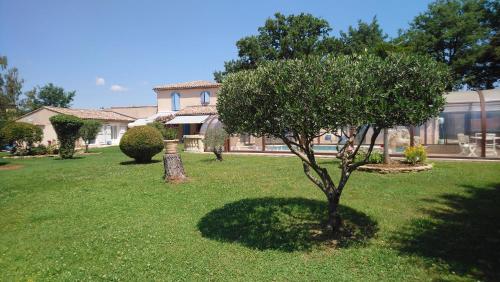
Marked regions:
[183,135,204,152]
[163,153,186,183]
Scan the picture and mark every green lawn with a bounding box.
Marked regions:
[1,147,499,281]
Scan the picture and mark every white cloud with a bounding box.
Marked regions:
[96,77,105,86]
[110,84,128,92]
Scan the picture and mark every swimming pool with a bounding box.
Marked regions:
[265,144,404,153]
[266,144,338,152]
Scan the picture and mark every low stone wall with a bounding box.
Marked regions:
[358,163,433,174]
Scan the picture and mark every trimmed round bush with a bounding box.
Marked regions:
[49,114,83,159]
[119,126,163,163]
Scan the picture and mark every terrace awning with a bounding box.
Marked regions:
[166,115,209,124]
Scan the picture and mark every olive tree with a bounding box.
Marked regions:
[204,127,228,161]
[79,120,102,153]
[217,53,449,232]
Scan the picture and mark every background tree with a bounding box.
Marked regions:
[0,55,24,125]
[338,17,398,56]
[204,127,228,161]
[0,121,42,154]
[49,114,83,159]
[214,13,340,82]
[22,83,75,112]
[217,53,448,233]
[397,0,498,89]
[79,120,102,153]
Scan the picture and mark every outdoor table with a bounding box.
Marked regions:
[470,135,500,157]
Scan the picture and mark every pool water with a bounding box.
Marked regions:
[266,145,338,152]
[265,145,405,153]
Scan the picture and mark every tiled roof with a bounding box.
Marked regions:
[104,105,157,119]
[176,105,218,116]
[45,106,135,121]
[153,80,220,91]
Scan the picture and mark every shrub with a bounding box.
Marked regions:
[119,126,163,163]
[46,142,59,155]
[404,145,427,165]
[164,127,178,140]
[369,150,384,164]
[0,121,43,154]
[49,114,83,159]
[354,149,384,164]
[148,121,178,140]
[79,120,102,153]
[204,127,227,161]
[31,144,48,155]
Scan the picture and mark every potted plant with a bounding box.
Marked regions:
[163,127,179,154]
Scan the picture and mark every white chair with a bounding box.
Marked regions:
[457,133,476,157]
[485,133,497,156]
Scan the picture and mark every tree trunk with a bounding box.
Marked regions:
[326,193,341,233]
[213,147,223,161]
[383,128,390,164]
[409,126,415,147]
[85,144,89,153]
[163,153,187,182]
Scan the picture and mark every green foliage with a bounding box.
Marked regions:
[355,149,384,164]
[30,144,48,156]
[404,145,427,165]
[204,127,227,148]
[339,16,392,56]
[79,120,102,152]
[49,114,83,159]
[0,54,24,122]
[214,13,339,82]
[119,126,163,163]
[164,127,178,140]
[204,127,227,161]
[0,121,43,153]
[218,53,449,138]
[148,121,177,140]
[398,0,499,89]
[46,142,59,155]
[22,83,76,112]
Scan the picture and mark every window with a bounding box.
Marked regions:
[111,126,118,140]
[171,92,180,111]
[200,91,210,105]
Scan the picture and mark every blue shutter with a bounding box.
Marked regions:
[172,93,180,111]
[201,91,210,105]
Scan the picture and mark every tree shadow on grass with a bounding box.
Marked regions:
[198,197,378,252]
[393,183,500,281]
[119,159,161,165]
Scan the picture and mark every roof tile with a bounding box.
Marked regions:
[176,105,217,116]
[45,106,134,121]
[153,80,220,91]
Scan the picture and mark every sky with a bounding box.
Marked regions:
[0,0,434,109]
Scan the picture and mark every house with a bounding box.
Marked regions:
[16,106,135,146]
[153,80,220,137]
[104,105,157,119]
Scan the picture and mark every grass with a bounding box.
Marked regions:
[0,147,499,281]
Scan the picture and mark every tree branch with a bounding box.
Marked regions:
[349,127,382,171]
